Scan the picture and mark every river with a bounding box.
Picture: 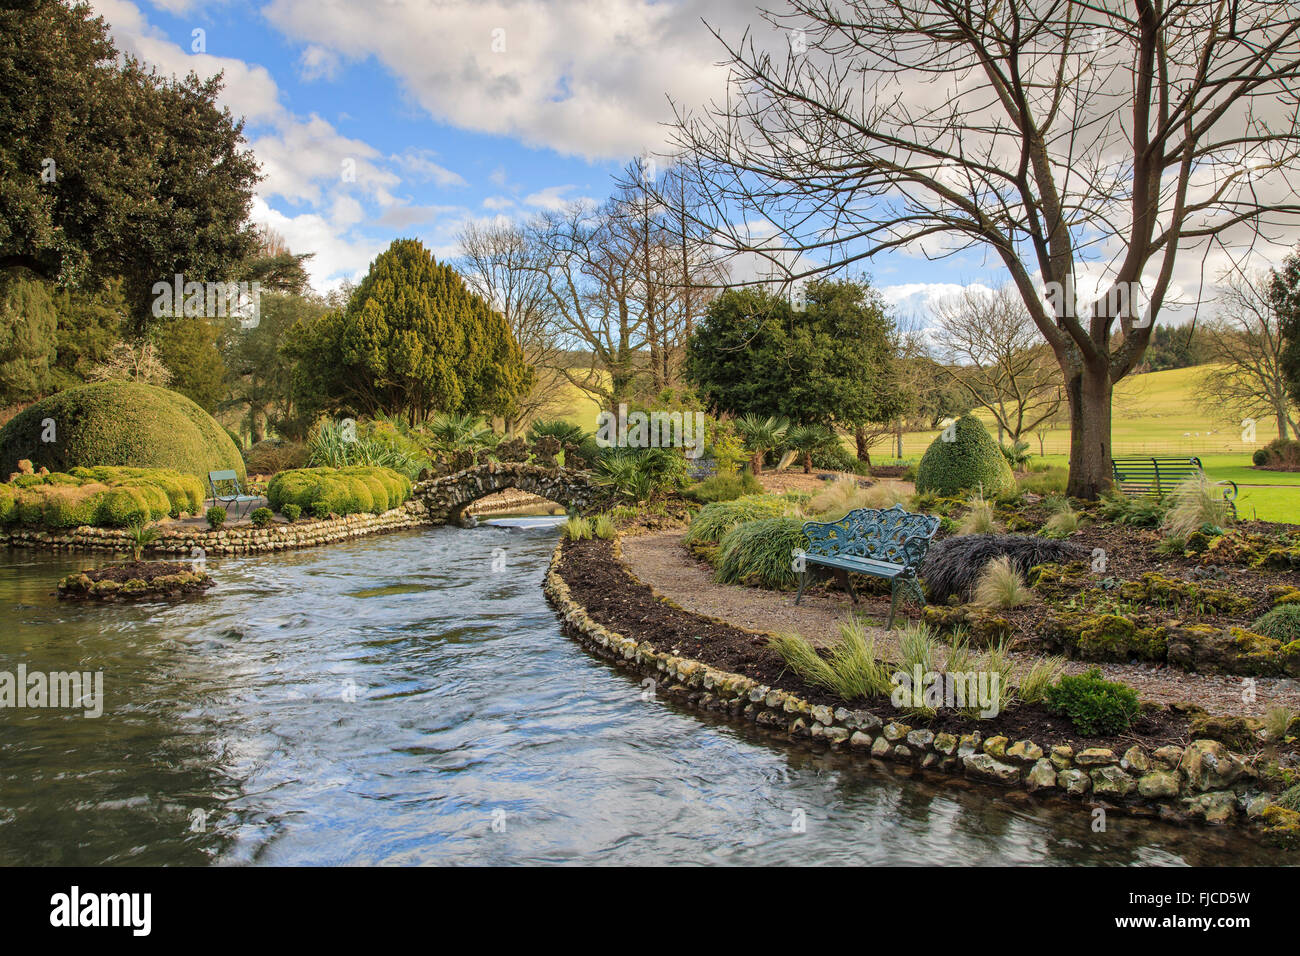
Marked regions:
[0,525,1287,865]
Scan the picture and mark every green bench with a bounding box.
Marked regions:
[795,504,941,628]
[1110,456,1237,517]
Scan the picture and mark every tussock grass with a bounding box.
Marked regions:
[971,555,1035,609]
[685,495,798,546]
[770,616,892,701]
[592,513,616,540]
[1017,656,1068,704]
[1041,499,1081,538]
[563,516,592,541]
[1161,475,1236,540]
[955,489,998,535]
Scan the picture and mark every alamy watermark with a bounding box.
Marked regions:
[0,666,103,718]
[595,404,706,459]
[151,273,261,328]
[890,664,1002,718]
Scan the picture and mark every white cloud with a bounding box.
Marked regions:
[523,185,581,211]
[298,44,341,82]
[391,150,468,188]
[261,0,756,161]
[483,196,515,210]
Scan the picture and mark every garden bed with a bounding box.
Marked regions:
[557,536,1193,751]
[57,561,214,601]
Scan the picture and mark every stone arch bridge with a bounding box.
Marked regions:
[414,462,599,525]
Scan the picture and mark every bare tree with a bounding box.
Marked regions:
[533,200,646,412]
[1197,265,1299,441]
[932,284,1064,445]
[456,220,566,433]
[667,0,1300,496]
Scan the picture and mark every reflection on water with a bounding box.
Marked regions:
[0,527,1288,866]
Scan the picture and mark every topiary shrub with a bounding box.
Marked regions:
[1253,604,1300,643]
[96,487,151,527]
[206,506,227,529]
[267,466,411,518]
[1043,667,1140,736]
[914,414,1015,497]
[0,382,244,485]
[281,503,302,523]
[715,517,808,590]
[250,507,273,528]
[1253,448,1270,466]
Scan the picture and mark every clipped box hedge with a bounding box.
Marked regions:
[267,466,412,518]
[0,382,245,486]
[0,466,206,528]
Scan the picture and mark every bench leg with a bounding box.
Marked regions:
[887,579,902,630]
[795,568,808,605]
[835,569,858,604]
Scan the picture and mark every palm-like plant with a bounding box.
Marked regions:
[125,517,161,562]
[784,424,838,474]
[427,414,495,454]
[526,419,591,446]
[735,415,789,476]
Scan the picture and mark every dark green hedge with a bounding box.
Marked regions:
[0,383,244,486]
[914,414,1015,496]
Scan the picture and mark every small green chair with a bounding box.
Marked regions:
[208,470,259,519]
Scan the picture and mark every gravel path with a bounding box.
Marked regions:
[619,530,1300,718]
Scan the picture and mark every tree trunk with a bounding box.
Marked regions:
[752,451,764,475]
[854,426,871,466]
[1065,361,1114,499]
[802,451,812,474]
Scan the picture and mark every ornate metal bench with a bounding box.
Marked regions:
[795,504,941,628]
[1110,456,1237,517]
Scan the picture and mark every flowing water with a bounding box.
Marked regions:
[0,526,1288,865]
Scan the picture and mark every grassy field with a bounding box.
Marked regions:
[865,365,1281,460]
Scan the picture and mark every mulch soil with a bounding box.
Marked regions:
[555,537,1194,752]
[57,561,214,601]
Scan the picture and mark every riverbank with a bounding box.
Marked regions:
[545,534,1300,846]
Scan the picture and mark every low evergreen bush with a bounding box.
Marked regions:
[1043,667,1140,736]
[250,507,273,528]
[206,506,227,529]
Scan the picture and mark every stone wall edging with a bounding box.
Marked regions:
[545,537,1295,840]
[2,500,436,557]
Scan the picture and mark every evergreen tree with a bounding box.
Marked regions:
[287,239,531,423]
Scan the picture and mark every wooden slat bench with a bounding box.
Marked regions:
[794,504,941,628]
[1110,456,1238,517]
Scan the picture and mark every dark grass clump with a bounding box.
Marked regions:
[921,533,1088,603]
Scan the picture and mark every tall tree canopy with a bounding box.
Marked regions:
[686,279,901,436]
[286,239,532,424]
[669,0,1300,497]
[0,0,261,326]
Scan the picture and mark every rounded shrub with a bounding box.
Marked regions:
[266,466,409,517]
[206,506,227,529]
[39,484,107,528]
[0,484,15,524]
[1253,448,1270,466]
[715,517,808,590]
[0,382,244,486]
[685,495,796,546]
[1253,604,1300,643]
[914,414,1015,497]
[250,507,273,528]
[281,503,302,523]
[95,487,151,527]
[1043,667,1140,736]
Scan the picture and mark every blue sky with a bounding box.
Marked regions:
[88,0,1013,319]
[88,0,1269,326]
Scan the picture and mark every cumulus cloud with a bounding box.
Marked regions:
[261,0,756,161]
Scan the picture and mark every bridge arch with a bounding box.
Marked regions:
[414,462,598,525]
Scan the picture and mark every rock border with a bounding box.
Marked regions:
[544,536,1300,847]
[2,500,434,557]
